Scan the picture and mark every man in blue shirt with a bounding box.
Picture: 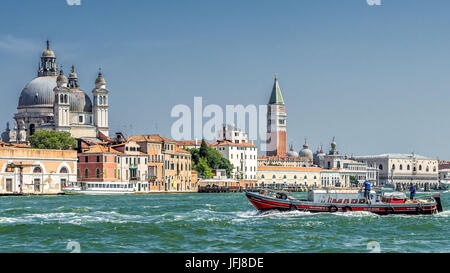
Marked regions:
[409,183,416,200]
[363,180,371,204]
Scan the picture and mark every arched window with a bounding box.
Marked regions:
[261,174,265,179]
[283,175,287,179]
[60,94,64,103]
[433,167,436,172]
[392,164,395,170]
[379,164,383,170]
[407,165,410,171]
[84,168,88,178]
[426,166,429,172]
[272,175,276,179]
[60,167,68,173]
[399,164,403,170]
[419,165,422,171]
[33,167,42,173]
[96,168,100,178]
[304,175,307,179]
[64,94,68,103]
[294,175,297,179]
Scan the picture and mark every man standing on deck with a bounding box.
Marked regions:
[363,180,371,204]
[409,183,416,200]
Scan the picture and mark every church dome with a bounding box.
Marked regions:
[287,144,299,157]
[69,88,93,112]
[18,76,57,108]
[299,141,313,159]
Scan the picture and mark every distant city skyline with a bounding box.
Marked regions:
[0,0,449,158]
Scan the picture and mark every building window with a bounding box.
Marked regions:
[60,167,68,174]
[77,169,80,178]
[379,164,383,170]
[79,116,83,123]
[84,168,89,178]
[407,165,410,170]
[419,165,422,171]
[96,168,100,178]
[399,164,403,170]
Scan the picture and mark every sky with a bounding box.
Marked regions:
[0,0,449,159]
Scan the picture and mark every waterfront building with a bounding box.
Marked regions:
[354,153,439,188]
[209,124,258,180]
[128,135,196,192]
[210,139,258,180]
[320,169,342,188]
[317,138,378,186]
[438,161,450,183]
[0,146,77,195]
[2,41,109,144]
[257,166,321,188]
[77,141,149,192]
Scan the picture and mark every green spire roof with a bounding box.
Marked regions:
[269,74,284,104]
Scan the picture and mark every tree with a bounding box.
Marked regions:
[199,139,208,158]
[29,130,77,150]
[350,176,359,187]
[194,157,214,178]
[187,145,234,178]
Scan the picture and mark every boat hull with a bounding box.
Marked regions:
[245,192,438,215]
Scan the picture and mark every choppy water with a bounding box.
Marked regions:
[0,191,448,253]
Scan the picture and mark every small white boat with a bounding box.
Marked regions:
[63,181,135,195]
[439,180,450,190]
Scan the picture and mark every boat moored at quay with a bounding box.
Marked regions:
[246,188,443,215]
[63,181,135,195]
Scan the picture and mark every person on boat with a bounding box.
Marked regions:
[363,180,371,204]
[409,183,416,200]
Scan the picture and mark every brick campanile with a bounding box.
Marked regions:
[266,74,287,157]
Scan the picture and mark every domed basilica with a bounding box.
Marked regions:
[2,41,109,143]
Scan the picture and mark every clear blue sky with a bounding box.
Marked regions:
[0,0,449,159]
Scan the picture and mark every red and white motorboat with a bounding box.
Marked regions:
[245,188,443,215]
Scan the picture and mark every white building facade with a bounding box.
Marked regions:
[354,153,439,188]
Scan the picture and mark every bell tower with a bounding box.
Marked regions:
[92,70,109,137]
[54,69,70,131]
[266,74,287,157]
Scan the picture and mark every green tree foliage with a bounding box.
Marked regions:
[350,176,359,186]
[199,139,208,158]
[188,139,234,178]
[29,130,77,150]
[195,157,214,178]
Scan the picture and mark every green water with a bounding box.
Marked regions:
[0,191,448,253]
